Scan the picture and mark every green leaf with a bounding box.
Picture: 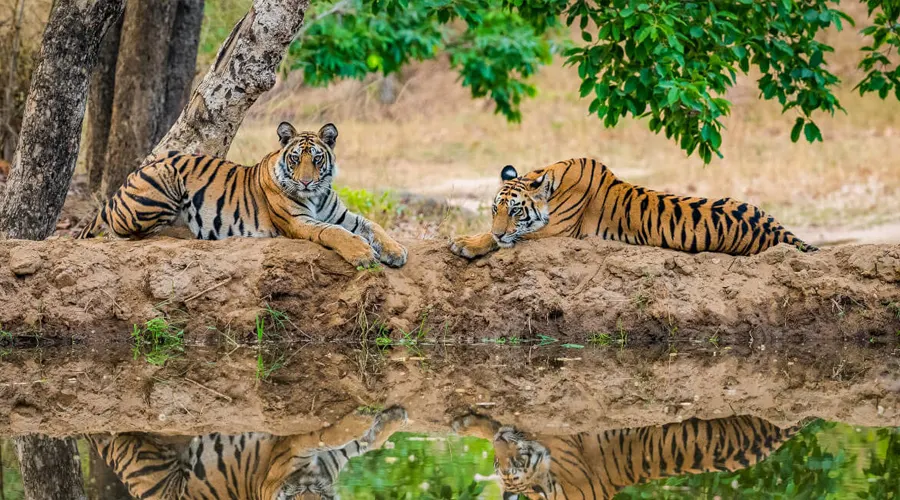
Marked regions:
[667,87,679,106]
[582,30,592,42]
[689,26,703,38]
[804,121,822,142]
[791,117,804,142]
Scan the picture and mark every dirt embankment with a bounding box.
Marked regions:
[1,238,900,346]
[1,343,899,437]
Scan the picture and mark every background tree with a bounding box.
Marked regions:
[100,0,205,199]
[13,435,86,500]
[0,0,124,239]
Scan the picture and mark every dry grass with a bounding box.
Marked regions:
[227,2,900,245]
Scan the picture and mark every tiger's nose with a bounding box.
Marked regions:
[298,179,313,187]
[492,231,505,240]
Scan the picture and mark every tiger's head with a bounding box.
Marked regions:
[493,426,554,499]
[272,122,338,199]
[490,165,553,247]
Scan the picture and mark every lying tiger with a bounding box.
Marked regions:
[451,158,817,258]
[86,405,407,499]
[452,411,814,500]
[78,122,407,269]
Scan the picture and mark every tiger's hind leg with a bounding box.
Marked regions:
[85,433,187,499]
[79,161,184,239]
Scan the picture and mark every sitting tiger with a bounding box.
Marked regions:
[452,411,814,500]
[86,405,407,499]
[77,122,407,269]
[450,158,817,258]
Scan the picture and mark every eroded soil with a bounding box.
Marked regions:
[0,238,899,349]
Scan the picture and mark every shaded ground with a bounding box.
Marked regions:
[1,343,898,438]
[1,237,899,346]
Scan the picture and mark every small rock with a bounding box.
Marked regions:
[9,248,42,276]
[54,270,77,288]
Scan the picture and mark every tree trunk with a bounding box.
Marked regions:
[1,0,26,163]
[86,446,131,500]
[150,0,311,159]
[159,0,206,142]
[13,435,86,500]
[85,13,122,195]
[0,0,125,240]
[100,0,179,199]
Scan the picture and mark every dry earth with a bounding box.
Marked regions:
[0,237,899,346]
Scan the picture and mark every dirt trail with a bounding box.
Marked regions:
[1,238,899,347]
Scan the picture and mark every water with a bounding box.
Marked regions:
[0,342,897,499]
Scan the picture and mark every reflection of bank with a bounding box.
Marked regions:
[452,412,813,500]
[84,405,407,499]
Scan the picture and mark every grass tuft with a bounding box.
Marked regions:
[132,317,184,366]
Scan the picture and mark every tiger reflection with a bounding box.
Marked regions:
[452,411,814,500]
[86,405,407,499]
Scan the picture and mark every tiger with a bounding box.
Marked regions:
[77,122,407,269]
[85,405,408,499]
[450,158,817,259]
[452,411,815,500]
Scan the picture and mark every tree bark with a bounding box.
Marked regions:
[13,435,86,500]
[86,446,132,500]
[100,0,179,199]
[150,0,311,159]
[0,0,125,240]
[85,13,122,195]
[1,0,26,163]
[159,0,205,142]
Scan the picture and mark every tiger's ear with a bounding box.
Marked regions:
[500,165,518,181]
[277,122,297,147]
[528,173,552,200]
[318,123,338,149]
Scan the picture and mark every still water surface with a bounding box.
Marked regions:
[0,342,897,499]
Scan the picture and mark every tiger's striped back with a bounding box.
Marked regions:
[86,405,408,500]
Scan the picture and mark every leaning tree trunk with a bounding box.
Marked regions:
[100,0,179,199]
[85,13,122,195]
[159,0,206,142]
[150,0,311,159]
[0,0,125,240]
[13,435,86,500]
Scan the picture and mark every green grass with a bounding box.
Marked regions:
[254,304,290,380]
[587,332,612,347]
[131,317,184,366]
[587,321,628,350]
[481,336,523,345]
[337,186,402,228]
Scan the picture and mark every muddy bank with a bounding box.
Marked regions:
[1,343,899,437]
[1,238,900,347]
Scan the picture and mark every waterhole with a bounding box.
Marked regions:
[0,338,898,498]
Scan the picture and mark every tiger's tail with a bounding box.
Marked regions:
[780,416,820,441]
[779,228,819,253]
[76,205,107,239]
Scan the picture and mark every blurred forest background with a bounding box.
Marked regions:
[0,0,898,245]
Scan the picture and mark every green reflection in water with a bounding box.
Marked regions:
[338,422,900,500]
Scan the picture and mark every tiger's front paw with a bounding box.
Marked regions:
[376,239,408,268]
[336,236,379,269]
[451,411,501,439]
[449,233,498,259]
